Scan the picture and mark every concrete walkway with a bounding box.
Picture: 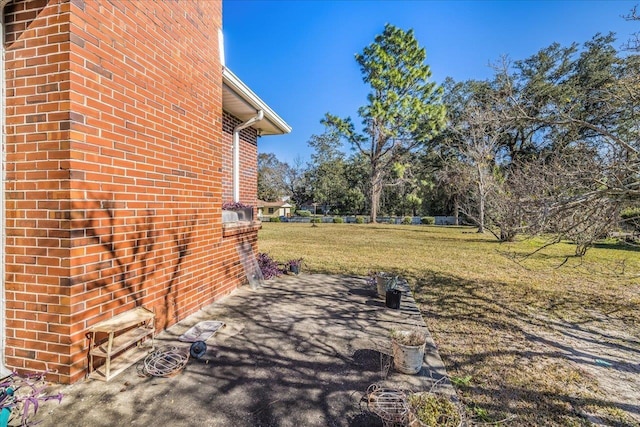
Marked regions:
[40,274,453,427]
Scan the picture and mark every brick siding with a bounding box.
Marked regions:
[3,0,257,384]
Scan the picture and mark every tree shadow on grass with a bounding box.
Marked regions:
[407,270,640,426]
[365,225,507,244]
[591,241,640,253]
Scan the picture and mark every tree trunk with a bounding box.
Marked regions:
[477,196,485,233]
[477,164,485,233]
[370,182,381,223]
[370,164,382,223]
[453,195,459,226]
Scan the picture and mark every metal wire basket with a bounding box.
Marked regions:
[366,384,409,426]
[142,346,190,377]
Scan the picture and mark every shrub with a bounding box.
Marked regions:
[333,217,344,224]
[296,210,311,217]
[402,216,412,225]
[270,216,281,223]
[310,218,321,224]
[408,392,461,427]
[257,252,282,280]
[421,216,435,225]
[621,207,640,232]
[355,216,365,224]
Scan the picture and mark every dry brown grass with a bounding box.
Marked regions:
[259,222,640,426]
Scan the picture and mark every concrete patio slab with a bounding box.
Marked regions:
[39,274,453,427]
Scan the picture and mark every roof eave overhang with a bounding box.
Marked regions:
[222,67,292,136]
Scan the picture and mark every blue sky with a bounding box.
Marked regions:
[223,0,638,165]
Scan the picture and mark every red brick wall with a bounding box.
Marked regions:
[3,0,258,384]
[4,0,74,382]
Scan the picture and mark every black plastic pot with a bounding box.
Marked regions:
[385,289,401,309]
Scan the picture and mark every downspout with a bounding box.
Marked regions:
[232,110,263,202]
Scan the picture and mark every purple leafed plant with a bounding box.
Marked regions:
[222,202,252,210]
[366,271,378,288]
[0,371,63,427]
[257,252,283,280]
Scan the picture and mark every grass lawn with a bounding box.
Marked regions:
[258,222,640,426]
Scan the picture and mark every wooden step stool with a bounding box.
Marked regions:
[87,306,155,381]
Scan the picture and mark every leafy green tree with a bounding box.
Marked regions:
[378,152,437,216]
[342,188,366,215]
[306,130,349,214]
[323,24,446,222]
[343,153,370,214]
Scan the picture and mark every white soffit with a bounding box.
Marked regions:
[222,68,291,136]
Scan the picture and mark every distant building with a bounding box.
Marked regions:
[258,200,293,218]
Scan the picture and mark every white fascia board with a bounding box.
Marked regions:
[222,67,292,135]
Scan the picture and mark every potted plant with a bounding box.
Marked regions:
[385,285,402,309]
[285,258,303,275]
[390,328,427,374]
[376,272,397,298]
[407,392,462,427]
